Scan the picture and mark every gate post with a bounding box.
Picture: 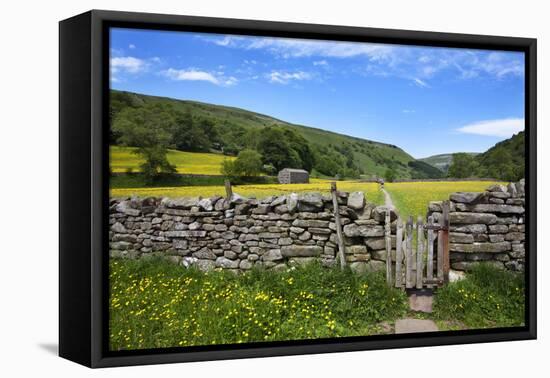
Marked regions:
[416,216,424,289]
[224,180,233,200]
[385,210,392,286]
[441,200,451,283]
[330,182,347,270]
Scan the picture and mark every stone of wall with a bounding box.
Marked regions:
[109,191,395,273]
[427,179,526,272]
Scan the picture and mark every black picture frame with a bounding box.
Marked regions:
[59,9,537,368]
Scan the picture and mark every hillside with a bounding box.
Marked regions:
[421,132,524,181]
[420,153,478,173]
[475,131,524,181]
[111,90,443,180]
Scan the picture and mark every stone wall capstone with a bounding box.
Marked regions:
[109,191,396,273]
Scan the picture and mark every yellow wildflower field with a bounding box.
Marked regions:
[110,180,385,205]
[385,181,503,221]
[110,146,235,175]
[109,258,407,350]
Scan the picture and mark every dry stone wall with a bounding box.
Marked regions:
[110,180,526,275]
[109,191,396,273]
[427,179,526,272]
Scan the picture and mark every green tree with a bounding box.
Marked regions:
[234,149,263,177]
[257,127,295,171]
[385,168,397,182]
[109,91,145,144]
[315,155,341,177]
[475,131,525,181]
[112,103,176,183]
[172,110,211,152]
[220,159,238,179]
[220,123,247,155]
[221,149,263,178]
[197,118,220,145]
[243,128,261,150]
[448,153,478,179]
[256,127,315,172]
[282,128,316,172]
[139,146,177,181]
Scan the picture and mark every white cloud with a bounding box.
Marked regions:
[456,118,524,138]
[418,55,431,63]
[207,35,395,61]
[213,36,233,46]
[412,78,429,88]
[110,56,147,74]
[267,70,312,84]
[161,68,238,86]
[402,109,415,114]
[203,35,524,84]
[129,44,136,49]
[481,52,524,78]
[224,76,238,86]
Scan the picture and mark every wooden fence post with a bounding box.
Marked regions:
[330,182,347,270]
[437,217,444,283]
[426,215,434,289]
[405,216,414,289]
[385,210,392,286]
[416,216,424,289]
[395,218,403,288]
[224,180,233,200]
[442,200,450,283]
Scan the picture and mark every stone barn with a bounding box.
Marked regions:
[277,168,309,184]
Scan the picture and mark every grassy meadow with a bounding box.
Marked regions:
[110,178,385,205]
[109,258,408,350]
[109,258,525,350]
[110,146,235,175]
[385,181,502,220]
[110,146,502,218]
[433,264,525,329]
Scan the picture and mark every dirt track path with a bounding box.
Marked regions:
[381,188,394,207]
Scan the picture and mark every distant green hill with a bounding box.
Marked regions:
[111,90,443,180]
[422,132,524,181]
[420,153,479,173]
[475,131,524,181]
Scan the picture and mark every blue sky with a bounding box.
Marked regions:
[110,28,525,159]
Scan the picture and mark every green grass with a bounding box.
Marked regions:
[433,264,525,328]
[110,173,278,189]
[110,146,234,175]
[110,174,227,188]
[109,258,408,351]
[385,181,502,220]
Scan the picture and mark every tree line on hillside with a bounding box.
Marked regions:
[447,132,525,182]
[110,91,454,184]
[110,94,368,182]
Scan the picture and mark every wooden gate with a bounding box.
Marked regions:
[385,201,450,289]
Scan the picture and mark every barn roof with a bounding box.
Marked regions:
[280,168,309,173]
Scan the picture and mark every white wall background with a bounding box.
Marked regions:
[0,0,546,376]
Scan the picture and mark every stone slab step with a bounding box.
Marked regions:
[408,290,433,313]
[395,318,439,334]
